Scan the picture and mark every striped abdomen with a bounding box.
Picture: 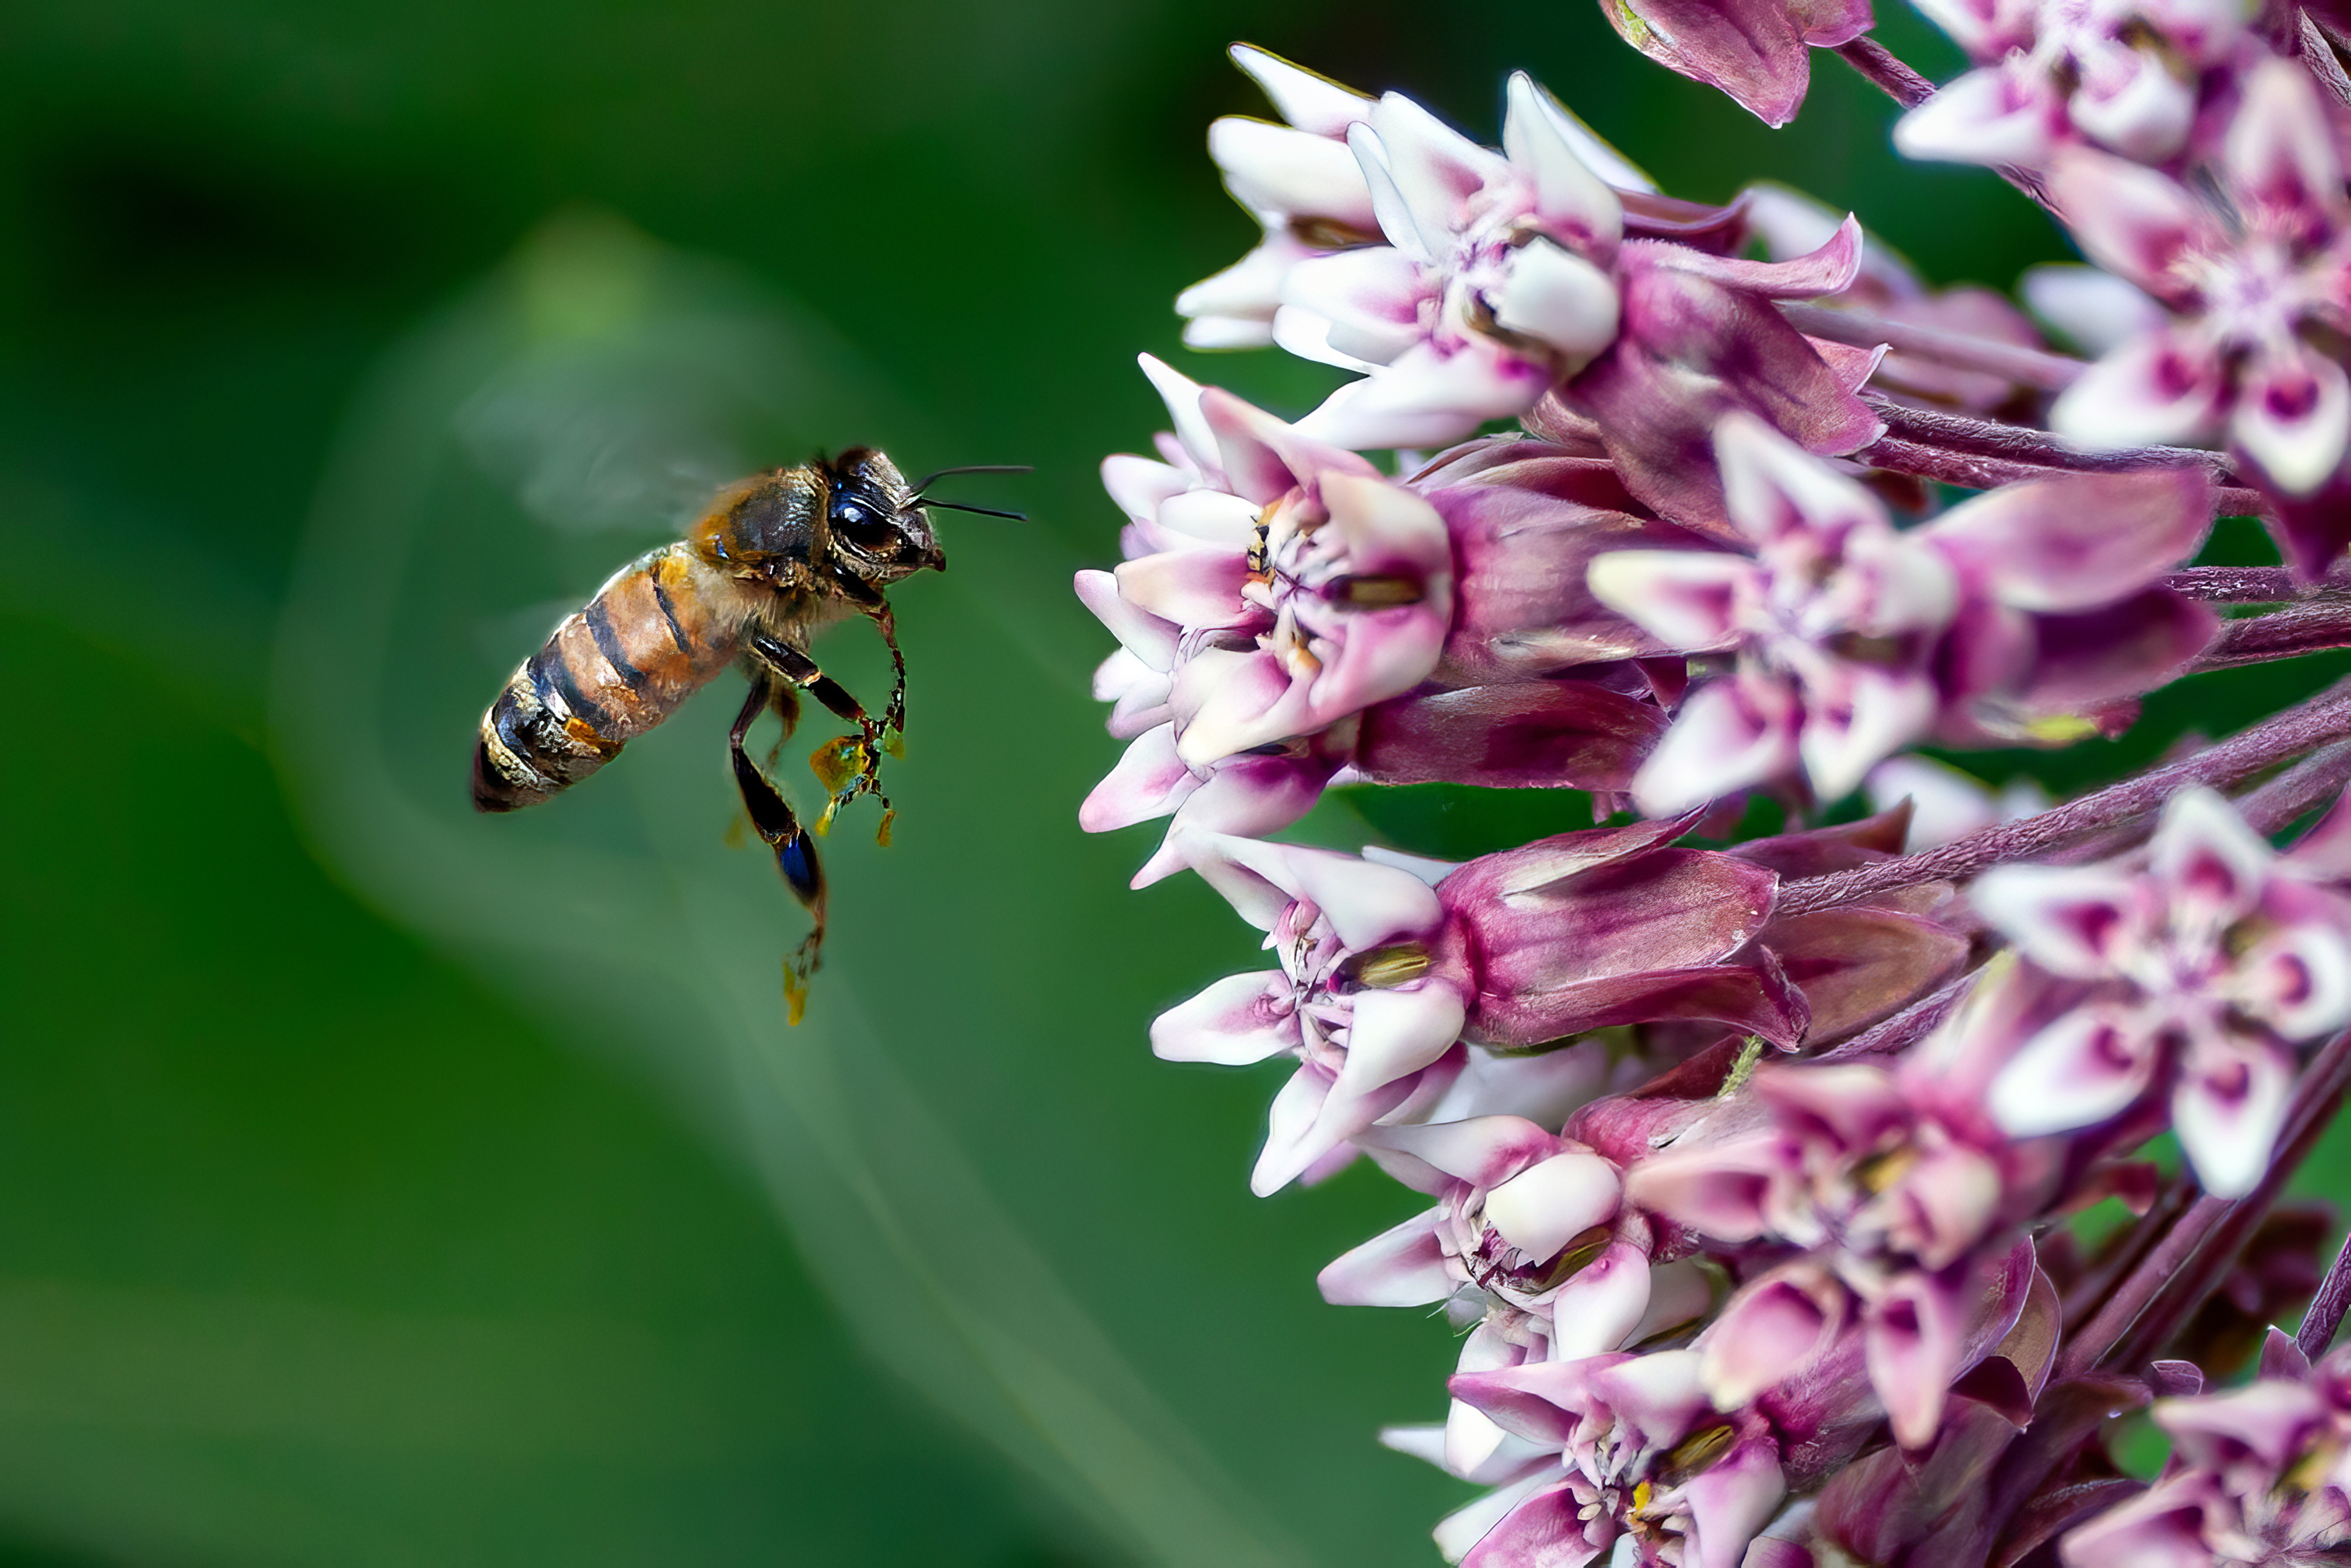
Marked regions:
[474,543,746,812]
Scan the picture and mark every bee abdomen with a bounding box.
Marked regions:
[474,543,741,812]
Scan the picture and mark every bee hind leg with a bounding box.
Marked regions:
[729,680,825,1024]
[747,633,892,839]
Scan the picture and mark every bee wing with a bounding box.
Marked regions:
[453,318,751,539]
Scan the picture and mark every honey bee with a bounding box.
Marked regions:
[471,447,1023,1019]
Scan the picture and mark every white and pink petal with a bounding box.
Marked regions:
[1317,1209,1454,1306]
[1150,969,1298,1065]
[2172,1034,2294,1199]
[1500,72,1624,252]
[2229,342,2351,500]
[1229,44,1374,139]
[1987,1001,2164,1137]
[1713,409,1886,548]
[2050,327,2226,453]
[1631,670,1803,816]
[1970,862,2148,978]
[1295,338,1556,451]
[1485,237,1622,373]
[1482,1148,1624,1262]
[1585,546,1755,652]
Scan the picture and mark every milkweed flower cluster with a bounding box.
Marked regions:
[1080,22,2351,1568]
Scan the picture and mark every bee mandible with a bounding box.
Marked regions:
[470,447,1023,1020]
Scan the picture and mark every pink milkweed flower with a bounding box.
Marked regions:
[1587,412,2216,814]
[1278,74,1868,457]
[1895,0,2246,168]
[1176,47,1380,352]
[1626,1054,2054,1447]
[1084,359,1458,760]
[1979,786,2351,1196]
[1080,367,1686,880]
[1280,74,1639,450]
[1177,49,1675,359]
[1151,817,1803,1193]
[1318,1116,1713,1479]
[1602,0,1874,128]
[2059,1330,2351,1566]
[1445,1343,1871,1568]
[2046,60,2351,537]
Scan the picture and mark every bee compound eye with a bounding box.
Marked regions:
[831,494,903,555]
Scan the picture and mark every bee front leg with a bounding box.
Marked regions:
[823,572,907,753]
[729,679,824,1023]
[746,632,891,838]
[864,603,907,752]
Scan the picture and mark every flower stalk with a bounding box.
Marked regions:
[2296,1227,2351,1359]
[1776,677,2351,916]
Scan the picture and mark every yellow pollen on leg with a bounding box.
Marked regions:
[810,735,870,795]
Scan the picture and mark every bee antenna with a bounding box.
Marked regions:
[911,462,1031,496]
[921,498,1028,521]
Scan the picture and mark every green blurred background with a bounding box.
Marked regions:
[0,2,2285,1564]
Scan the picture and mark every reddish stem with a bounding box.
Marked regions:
[2236,740,2351,834]
[1868,401,2238,481]
[2056,1172,2199,1339]
[2189,601,2351,671]
[1774,677,2351,917]
[1783,304,2084,390]
[1863,403,2272,510]
[2300,1227,2351,1360]
[1832,37,1934,107]
[1859,434,2273,518]
[2164,566,2307,602]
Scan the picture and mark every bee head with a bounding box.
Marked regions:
[822,448,946,583]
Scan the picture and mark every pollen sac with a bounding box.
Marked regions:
[810,736,870,797]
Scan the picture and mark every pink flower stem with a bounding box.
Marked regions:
[1865,403,2265,510]
[2057,1170,2200,1334]
[2030,740,2351,871]
[2298,1226,2351,1358]
[1773,676,2351,917]
[2164,566,2309,602]
[1782,304,2085,390]
[1870,402,2235,477]
[1859,434,2273,517]
[2235,739,2351,834]
[1832,37,1934,107]
[2189,602,2351,671]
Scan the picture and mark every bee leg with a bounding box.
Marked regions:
[863,603,907,754]
[729,680,825,1023]
[822,572,907,755]
[747,633,891,836]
